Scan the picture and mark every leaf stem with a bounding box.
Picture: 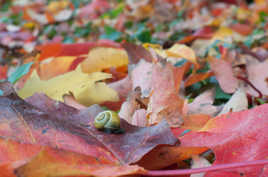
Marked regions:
[236,76,263,98]
[144,159,268,176]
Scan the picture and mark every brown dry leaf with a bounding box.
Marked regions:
[122,42,153,64]
[147,62,185,127]
[137,146,208,170]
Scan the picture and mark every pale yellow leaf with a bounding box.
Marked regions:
[17,66,119,106]
[212,27,233,41]
[81,47,128,73]
[165,44,196,63]
[142,43,166,58]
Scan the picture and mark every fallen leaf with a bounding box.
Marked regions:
[2,82,179,165]
[17,65,119,106]
[0,137,146,177]
[218,87,248,115]
[166,44,197,64]
[0,65,8,80]
[137,146,207,170]
[78,0,110,19]
[81,47,129,73]
[181,104,268,177]
[187,89,219,116]
[37,56,77,80]
[8,62,33,84]
[148,62,185,127]
[209,57,239,93]
[16,148,145,177]
[185,72,214,87]
[182,114,212,131]
[131,60,153,97]
[37,41,121,61]
[122,42,153,64]
[246,60,268,97]
[190,155,211,177]
[131,109,148,127]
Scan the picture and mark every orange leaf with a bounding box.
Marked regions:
[230,23,253,36]
[0,164,17,177]
[185,72,213,87]
[16,148,145,177]
[37,56,77,80]
[182,114,212,131]
[148,62,186,127]
[1,83,179,165]
[138,146,208,170]
[0,65,8,80]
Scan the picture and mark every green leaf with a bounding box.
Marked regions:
[215,84,232,100]
[137,30,152,43]
[43,25,57,39]
[124,21,133,29]
[63,36,74,43]
[100,26,122,41]
[74,22,92,37]
[0,0,12,12]
[256,98,265,105]
[197,62,210,73]
[259,11,268,23]
[168,31,187,41]
[174,59,187,67]
[244,28,265,47]
[8,62,33,84]
[101,4,124,19]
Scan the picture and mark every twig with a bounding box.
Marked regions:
[238,44,266,62]
[236,76,263,98]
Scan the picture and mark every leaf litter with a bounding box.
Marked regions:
[0,0,268,176]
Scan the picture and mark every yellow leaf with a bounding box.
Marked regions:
[255,0,266,4]
[23,22,36,30]
[81,47,128,73]
[212,26,233,41]
[209,18,222,27]
[47,0,69,12]
[165,44,196,63]
[236,8,251,21]
[142,43,166,58]
[18,66,119,106]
